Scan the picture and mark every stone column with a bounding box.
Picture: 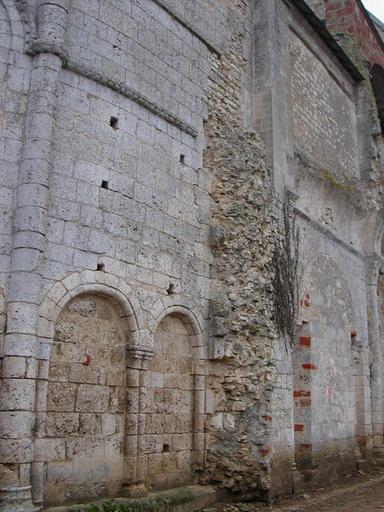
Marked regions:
[192,363,206,472]
[125,349,152,497]
[366,256,384,457]
[0,2,69,510]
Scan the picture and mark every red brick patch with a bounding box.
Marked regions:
[293,390,311,397]
[302,363,317,370]
[299,336,311,347]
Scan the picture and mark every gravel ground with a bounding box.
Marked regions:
[216,469,384,512]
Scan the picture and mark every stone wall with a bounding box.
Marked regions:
[289,29,359,178]
[0,0,273,508]
[253,0,384,493]
[1,0,384,509]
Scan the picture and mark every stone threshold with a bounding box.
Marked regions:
[43,485,216,512]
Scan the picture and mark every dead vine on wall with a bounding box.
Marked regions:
[271,199,299,349]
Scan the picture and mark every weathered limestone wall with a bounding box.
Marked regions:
[253,0,383,492]
[0,1,31,290]
[0,0,275,508]
[1,0,384,509]
[199,1,281,500]
[289,28,359,178]
[44,295,127,505]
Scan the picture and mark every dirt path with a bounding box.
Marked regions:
[220,470,384,512]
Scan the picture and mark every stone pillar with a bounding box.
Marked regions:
[351,331,368,463]
[125,349,152,497]
[192,363,206,472]
[0,2,69,510]
[366,256,384,456]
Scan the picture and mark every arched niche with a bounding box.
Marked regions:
[43,293,130,507]
[145,310,206,490]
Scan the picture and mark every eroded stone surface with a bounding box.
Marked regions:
[44,295,127,505]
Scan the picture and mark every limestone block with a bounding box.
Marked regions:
[101,414,116,435]
[79,413,100,435]
[125,435,138,457]
[126,369,140,387]
[69,364,99,384]
[45,461,74,483]
[126,388,139,413]
[0,438,33,463]
[1,356,26,378]
[172,433,192,451]
[104,434,123,456]
[0,411,34,438]
[0,378,35,411]
[76,384,109,413]
[45,412,80,437]
[125,413,138,435]
[109,386,125,413]
[66,436,105,459]
[34,438,66,462]
[47,382,76,412]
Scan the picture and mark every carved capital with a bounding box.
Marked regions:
[126,348,153,370]
[29,38,67,61]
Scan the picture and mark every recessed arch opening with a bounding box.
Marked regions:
[41,290,136,507]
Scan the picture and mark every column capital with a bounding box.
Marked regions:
[126,348,153,370]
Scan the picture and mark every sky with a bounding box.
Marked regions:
[362,0,384,22]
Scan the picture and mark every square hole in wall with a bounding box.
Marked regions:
[110,116,119,129]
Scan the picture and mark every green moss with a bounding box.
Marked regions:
[248,323,259,335]
[66,488,195,512]
[331,32,377,107]
[319,169,353,191]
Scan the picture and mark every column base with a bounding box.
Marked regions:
[124,483,147,498]
[0,485,40,512]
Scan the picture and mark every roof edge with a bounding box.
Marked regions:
[290,0,365,82]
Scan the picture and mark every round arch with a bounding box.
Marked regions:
[145,302,207,488]
[38,271,144,355]
[148,295,207,353]
[35,272,146,507]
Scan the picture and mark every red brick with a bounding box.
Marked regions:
[293,390,311,397]
[302,363,317,370]
[325,0,384,69]
[299,336,311,347]
[294,424,304,432]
